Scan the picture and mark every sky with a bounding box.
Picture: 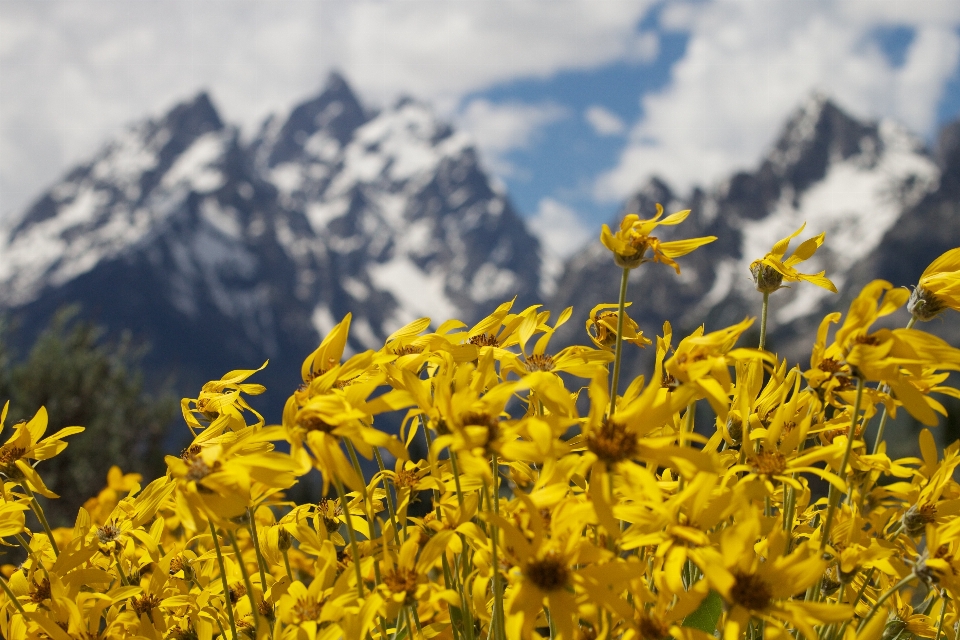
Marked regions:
[2,0,960,260]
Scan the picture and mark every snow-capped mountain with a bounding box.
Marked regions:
[551,94,955,370]
[0,74,544,414]
[250,73,542,348]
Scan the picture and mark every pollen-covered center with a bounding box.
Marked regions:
[132,593,162,616]
[730,571,773,611]
[523,353,556,372]
[383,567,419,603]
[393,345,424,356]
[750,262,784,294]
[637,613,671,640]
[30,578,51,603]
[96,520,122,544]
[184,453,217,482]
[299,414,338,433]
[461,411,501,450]
[586,418,638,464]
[525,551,570,592]
[317,498,343,533]
[292,596,323,623]
[0,445,25,467]
[469,333,501,348]
[818,358,842,374]
[909,286,947,321]
[394,467,420,489]
[750,451,787,476]
[903,502,938,536]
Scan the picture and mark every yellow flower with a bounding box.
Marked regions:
[0,404,83,498]
[749,223,837,294]
[664,318,769,420]
[600,204,716,271]
[910,247,960,321]
[585,303,651,350]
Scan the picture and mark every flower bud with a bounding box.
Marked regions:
[750,262,784,294]
[908,286,947,322]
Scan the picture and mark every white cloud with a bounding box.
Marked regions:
[0,0,657,220]
[585,105,627,136]
[528,198,590,259]
[595,0,960,201]
[457,99,568,177]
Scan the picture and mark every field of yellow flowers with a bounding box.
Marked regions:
[3,207,960,640]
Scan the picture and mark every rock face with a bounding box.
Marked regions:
[0,74,543,417]
[1,75,958,419]
[551,94,952,376]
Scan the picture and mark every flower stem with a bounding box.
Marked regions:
[871,316,917,454]
[23,485,59,557]
[609,266,630,416]
[334,476,366,599]
[208,519,239,640]
[820,376,864,553]
[281,548,293,581]
[246,508,269,592]
[0,572,26,616]
[228,530,263,634]
[759,292,770,351]
[373,447,402,546]
[856,573,915,632]
[486,454,506,640]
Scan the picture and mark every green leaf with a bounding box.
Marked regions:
[682,590,723,634]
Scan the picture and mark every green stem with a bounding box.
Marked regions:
[0,572,26,616]
[857,573,915,632]
[759,291,770,351]
[935,591,947,640]
[208,519,239,640]
[281,548,293,581]
[228,530,262,634]
[374,447,402,546]
[486,455,506,640]
[114,551,128,586]
[246,508,269,592]
[609,266,630,416]
[334,477,366,599]
[23,485,59,557]
[820,377,864,553]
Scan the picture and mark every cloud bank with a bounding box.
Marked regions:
[595,0,960,201]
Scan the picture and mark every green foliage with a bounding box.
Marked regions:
[0,307,177,524]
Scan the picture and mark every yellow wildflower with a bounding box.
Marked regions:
[749,223,837,293]
[600,204,716,271]
[910,247,960,321]
[585,303,651,350]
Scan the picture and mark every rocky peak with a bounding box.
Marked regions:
[764,93,879,193]
[262,71,369,168]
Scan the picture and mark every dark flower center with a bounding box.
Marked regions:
[729,571,773,611]
[525,551,570,592]
[586,419,638,464]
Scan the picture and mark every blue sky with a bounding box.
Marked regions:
[2,1,960,258]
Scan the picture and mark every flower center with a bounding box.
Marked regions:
[292,596,323,623]
[525,551,570,592]
[750,451,787,476]
[903,502,938,536]
[96,520,122,544]
[461,411,501,450]
[317,499,342,533]
[469,333,500,348]
[523,353,556,372]
[383,567,419,603]
[132,593,162,616]
[586,419,638,464]
[30,578,51,603]
[637,613,671,640]
[729,571,773,611]
[299,415,337,433]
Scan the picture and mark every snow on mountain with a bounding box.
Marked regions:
[550,94,948,369]
[0,73,545,409]
[252,75,543,347]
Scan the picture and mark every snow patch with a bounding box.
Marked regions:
[162,133,226,193]
[311,305,337,338]
[470,263,518,303]
[368,256,456,323]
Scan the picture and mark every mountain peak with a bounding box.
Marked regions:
[162,91,224,138]
[262,71,368,167]
[764,92,877,193]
